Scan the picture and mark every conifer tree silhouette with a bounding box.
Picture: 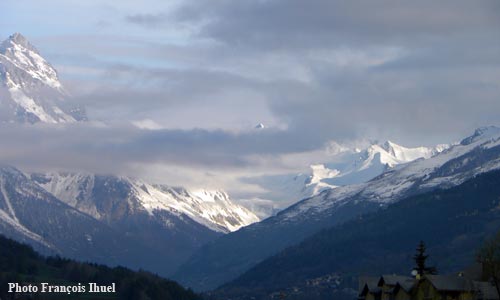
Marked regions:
[413,241,437,275]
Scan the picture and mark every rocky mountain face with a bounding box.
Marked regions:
[173,127,500,291]
[0,166,165,269]
[31,172,259,233]
[0,33,86,123]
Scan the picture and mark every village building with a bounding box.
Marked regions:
[358,265,499,300]
[359,276,382,300]
[379,275,416,300]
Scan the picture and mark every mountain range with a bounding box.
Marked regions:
[0,166,259,276]
[242,140,449,214]
[174,126,500,291]
[33,172,258,233]
[0,166,257,275]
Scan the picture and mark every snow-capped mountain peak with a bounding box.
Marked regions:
[133,181,260,232]
[242,140,450,216]
[2,33,32,50]
[1,33,61,90]
[460,126,500,145]
[1,33,35,52]
[320,140,447,184]
[374,140,444,167]
[0,33,86,123]
[279,126,500,222]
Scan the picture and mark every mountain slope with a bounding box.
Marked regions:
[0,234,201,300]
[0,33,85,123]
[0,165,241,276]
[0,166,165,269]
[214,168,500,300]
[173,126,500,291]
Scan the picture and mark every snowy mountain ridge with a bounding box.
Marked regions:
[0,165,229,276]
[244,140,449,213]
[280,126,500,222]
[0,33,86,123]
[378,140,448,166]
[33,172,259,233]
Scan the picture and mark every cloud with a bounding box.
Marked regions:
[0,123,326,175]
[168,0,500,49]
[114,0,500,145]
[3,1,500,201]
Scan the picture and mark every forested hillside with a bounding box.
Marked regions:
[0,235,200,300]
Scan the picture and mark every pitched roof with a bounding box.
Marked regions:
[397,279,418,292]
[359,284,381,296]
[426,275,474,292]
[359,276,380,291]
[378,275,417,293]
[380,275,414,287]
[359,276,382,296]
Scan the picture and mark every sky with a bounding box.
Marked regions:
[1,1,500,205]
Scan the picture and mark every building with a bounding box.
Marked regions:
[379,275,416,300]
[358,266,499,300]
[358,276,382,300]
